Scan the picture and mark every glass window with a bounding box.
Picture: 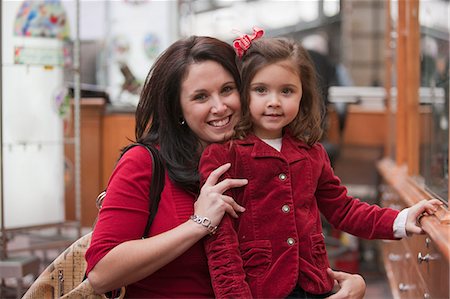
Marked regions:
[324,0,340,17]
[297,1,319,22]
[419,0,449,200]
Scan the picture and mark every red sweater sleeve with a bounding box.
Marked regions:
[85,146,153,274]
[200,144,252,298]
[315,143,399,240]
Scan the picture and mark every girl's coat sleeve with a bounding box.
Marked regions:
[315,144,399,240]
[199,144,252,298]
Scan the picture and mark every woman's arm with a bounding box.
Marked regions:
[89,219,210,294]
[88,161,247,294]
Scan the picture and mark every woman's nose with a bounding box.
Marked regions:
[211,96,227,114]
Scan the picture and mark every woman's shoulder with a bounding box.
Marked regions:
[115,144,154,171]
[105,144,157,197]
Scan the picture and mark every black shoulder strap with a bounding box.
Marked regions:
[86,143,165,290]
[120,143,165,238]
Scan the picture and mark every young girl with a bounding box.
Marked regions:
[199,36,442,298]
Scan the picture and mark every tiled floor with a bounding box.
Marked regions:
[364,272,393,299]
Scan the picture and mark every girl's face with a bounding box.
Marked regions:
[249,60,302,139]
[180,60,241,147]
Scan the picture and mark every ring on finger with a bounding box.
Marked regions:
[416,212,427,225]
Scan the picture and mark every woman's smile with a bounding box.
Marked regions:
[208,115,232,127]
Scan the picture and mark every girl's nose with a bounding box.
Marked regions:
[267,93,281,107]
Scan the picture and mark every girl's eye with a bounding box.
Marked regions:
[281,88,293,95]
[254,86,267,94]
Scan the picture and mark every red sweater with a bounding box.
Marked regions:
[85,146,214,298]
[200,133,399,298]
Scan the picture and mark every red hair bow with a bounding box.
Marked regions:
[233,27,264,58]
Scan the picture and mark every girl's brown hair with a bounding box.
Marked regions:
[235,37,323,146]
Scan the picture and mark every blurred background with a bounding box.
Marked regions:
[1,1,449,298]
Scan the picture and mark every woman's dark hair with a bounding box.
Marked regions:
[235,37,323,146]
[135,36,240,193]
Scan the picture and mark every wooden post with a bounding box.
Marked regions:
[396,0,407,166]
[384,0,392,158]
[406,0,420,175]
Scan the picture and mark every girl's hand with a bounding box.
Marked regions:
[406,199,442,235]
[325,268,365,299]
[195,163,247,228]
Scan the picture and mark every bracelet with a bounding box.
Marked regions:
[190,215,218,235]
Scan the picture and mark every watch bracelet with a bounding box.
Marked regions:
[190,214,218,235]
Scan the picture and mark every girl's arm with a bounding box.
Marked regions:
[204,215,252,298]
[317,144,441,239]
[87,150,246,294]
[316,146,399,239]
[200,144,252,298]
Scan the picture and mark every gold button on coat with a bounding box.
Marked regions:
[287,238,295,246]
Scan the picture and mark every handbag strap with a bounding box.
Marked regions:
[98,143,165,239]
[139,144,165,238]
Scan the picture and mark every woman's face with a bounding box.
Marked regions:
[180,60,241,147]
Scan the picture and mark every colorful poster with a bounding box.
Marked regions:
[143,33,160,60]
[14,0,70,40]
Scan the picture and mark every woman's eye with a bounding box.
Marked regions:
[194,94,207,101]
[222,86,234,94]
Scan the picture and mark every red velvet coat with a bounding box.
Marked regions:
[199,132,399,298]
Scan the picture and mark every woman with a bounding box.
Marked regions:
[86,36,366,298]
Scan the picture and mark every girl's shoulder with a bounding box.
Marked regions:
[203,141,238,162]
[204,140,238,152]
[303,141,328,156]
[305,142,332,166]
[285,135,329,160]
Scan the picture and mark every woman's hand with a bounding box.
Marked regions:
[195,163,247,228]
[406,199,442,235]
[325,268,366,299]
